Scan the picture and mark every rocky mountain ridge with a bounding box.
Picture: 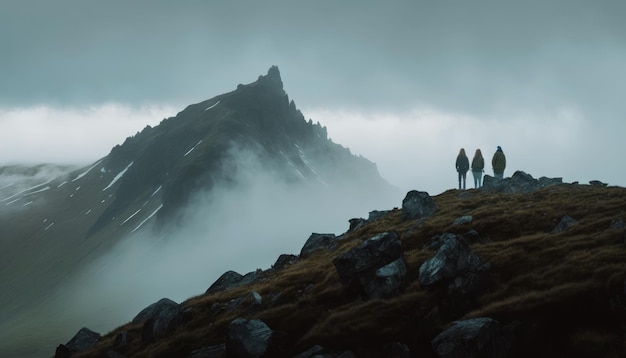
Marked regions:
[57,171,626,357]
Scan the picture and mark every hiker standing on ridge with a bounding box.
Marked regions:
[492,146,506,179]
[455,148,470,190]
[471,149,485,188]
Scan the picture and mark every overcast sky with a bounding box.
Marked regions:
[1,0,625,194]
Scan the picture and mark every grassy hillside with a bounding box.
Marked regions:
[70,183,626,357]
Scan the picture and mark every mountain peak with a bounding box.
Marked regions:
[257,65,283,91]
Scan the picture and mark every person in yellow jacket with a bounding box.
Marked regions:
[492,146,506,179]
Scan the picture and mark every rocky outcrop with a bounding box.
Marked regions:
[300,233,339,258]
[432,317,516,358]
[132,298,183,343]
[226,318,273,357]
[551,215,577,233]
[55,327,101,358]
[419,233,490,316]
[333,231,407,298]
[482,170,563,194]
[402,190,436,220]
[272,254,299,270]
[419,234,481,286]
[206,270,261,294]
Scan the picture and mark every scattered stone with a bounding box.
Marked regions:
[65,327,101,352]
[348,218,366,232]
[132,298,183,343]
[334,231,407,298]
[419,234,481,286]
[250,291,263,306]
[113,331,128,349]
[272,254,298,270]
[610,219,625,230]
[226,318,273,357]
[54,344,71,358]
[432,317,511,358]
[589,180,608,187]
[447,262,492,316]
[402,190,436,220]
[368,210,391,221]
[452,215,472,226]
[482,171,563,194]
[300,233,338,258]
[551,215,577,233]
[206,271,244,294]
[292,345,325,358]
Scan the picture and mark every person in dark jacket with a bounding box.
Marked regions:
[492,145,506,179]
[455,148,470,190]
[471,148,485,188]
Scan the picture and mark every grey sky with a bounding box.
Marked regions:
[1,0,625,193]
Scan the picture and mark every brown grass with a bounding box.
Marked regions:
[76,185,626,357]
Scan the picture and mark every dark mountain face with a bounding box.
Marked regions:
[0,66,398,357]
[90,65,392,233]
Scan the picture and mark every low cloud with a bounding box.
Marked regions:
[0,104,177,165]
[8,145,399,354]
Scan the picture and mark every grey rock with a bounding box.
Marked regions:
[402,190,436,220]
[482,171,563,194]
[300,233,338,258]
[292,345,325,358]
[432,317,509,358]
[132,298,183,343]
[610,219,625,230]
[447,262,492,316]
[419,234,481,286]
[334,231,407,298]
[452,215,473,226]
[54,344,71,358]
[368,209,391,221]
[65,327,100,352]
[348,218,366,232]
[589,180,608,187]
[206,270,244,294]
[273,254,299,270]
[113,331,128,349]
[226,318,273,358]
[551,215,577,233]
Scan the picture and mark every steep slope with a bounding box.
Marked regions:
[0,67,397,357]
[66,174,626,358]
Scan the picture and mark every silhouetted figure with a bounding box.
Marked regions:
[456,148,470,190]
[471,149,484,188]
[492,146,506,179]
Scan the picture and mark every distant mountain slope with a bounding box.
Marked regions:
[0,67,398,357]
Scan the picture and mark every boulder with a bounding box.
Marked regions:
[482,171,563,194]
[226,317,273,357]
[452,215,472,226]
[610,219,625,230]
[447,262,492,315]
[551,215,577,233]
[348,218,366,232]
[589,180,608,187]
[65,327,100,352]
[419,234,481,286]
[206,270,243,294]
[272,254,298,270]
[368,209,392,221]
[432,318,502,358]
[333,231,407,298]
[300,233,338,258]
[402,190,436,220]
[132,298,183,342]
